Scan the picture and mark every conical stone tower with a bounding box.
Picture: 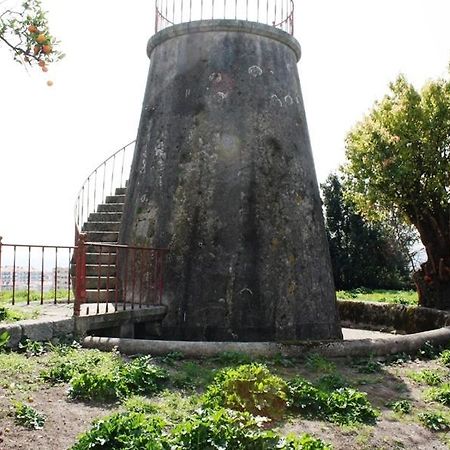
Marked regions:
[120,1,342,341]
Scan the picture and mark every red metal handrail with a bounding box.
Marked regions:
[0,237,75,306]
[155,0,295,35]
[74,141,135,236]
[0,236,167,317]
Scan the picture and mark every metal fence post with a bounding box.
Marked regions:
[74,233,87,317]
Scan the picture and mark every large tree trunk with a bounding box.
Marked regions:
[412,210,450,309]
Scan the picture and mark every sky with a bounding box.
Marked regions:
[1,0,450,248]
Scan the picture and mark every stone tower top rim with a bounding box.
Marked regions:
[147,19,301,62]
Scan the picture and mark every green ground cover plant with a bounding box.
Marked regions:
[387,399,412,415]
[71,408,331,450]
[0,306,39,322]
[14,402,46,430]
[407,369,445,386]
[419,411,450,432]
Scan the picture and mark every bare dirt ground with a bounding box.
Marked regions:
[1,350,450,449]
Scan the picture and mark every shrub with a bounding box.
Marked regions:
[14,402,46,430]
[305,354,335,373]
[203,364,288,420]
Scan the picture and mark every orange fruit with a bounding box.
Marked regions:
[33,45,41,55]
[42,44,52,54]
[42,66,48,72]
[36,34,47,44]
[38,60,45,67]
[28,25,38,33]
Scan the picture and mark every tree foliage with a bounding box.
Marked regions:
[0,0,63,71]
[321,173,413,290]
[344,74,450,307]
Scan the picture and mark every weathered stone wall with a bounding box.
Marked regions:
[120,21,342,341]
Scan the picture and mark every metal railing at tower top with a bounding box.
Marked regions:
[155,0,295,35]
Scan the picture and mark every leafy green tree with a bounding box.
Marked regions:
[345,74,450,308]
[321,173,413,290]
[0,0,62,71]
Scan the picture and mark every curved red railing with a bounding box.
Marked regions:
[155,0,295,35]
[74,141,135,237]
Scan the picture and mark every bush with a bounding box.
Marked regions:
[287,378,327,418]
[203,364,288,420]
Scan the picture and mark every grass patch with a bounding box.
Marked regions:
[426,384,450,406]
[171,361,214,390]
[336,288,418,306]
[407,369,445,386]
[0,306,39,322]
[0,289,70,305]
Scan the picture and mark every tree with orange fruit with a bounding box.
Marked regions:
[0,0,63,73]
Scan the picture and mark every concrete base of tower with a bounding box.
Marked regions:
[119,20,343,342]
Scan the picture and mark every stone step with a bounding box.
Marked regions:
[86,290,114,302]
[85,265,116,277]
[105,195,126,204]
[85,231,119,242]
[88,212,123,222]
[115,187,127,195]
[97,203,124,213]
[85,244,118,254]
[85,253,117,264]
[83,222,121,232]
[86,276,116,289]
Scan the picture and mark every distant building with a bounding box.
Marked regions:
[52,267,70,291]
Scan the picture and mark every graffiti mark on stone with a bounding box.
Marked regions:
[185,89,191,98]
[209,72,222,82]
[270,94,283,107]
[285,95,293,105]
[248,65,263,77]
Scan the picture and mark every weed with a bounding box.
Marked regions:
[213,351,253,365]
[305,354,336,373]
[440,350,450,367]
[0,306,39,322]
[172,361,213,390]
[203,363,288,420]
[123,395,159,414]
[417,341,440,360]
[317,373,348,391]
[353,357,383,374]
[419,411,450,431]
[69,355,168,401]
[160,351,184,366]
[269,353,297,368]
[14,402,46,430]
[0,331,10,351]
[71,412,167,450]
[388,399,412,414]
[407,369,444,386]
[426,384,450,406]
[288,376,378,425]
[18,338,46,356]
